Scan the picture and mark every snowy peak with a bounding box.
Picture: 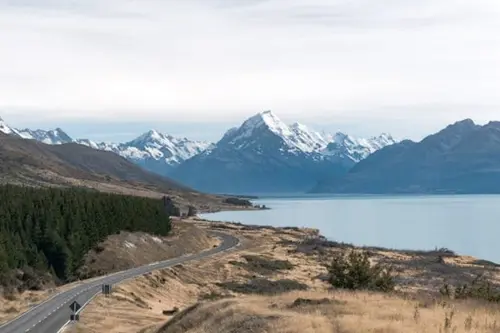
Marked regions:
[17,127,73,145]
[0,118,72,145]
[128,129,171,146]
[324,131,397,162]
[224,110,332,153]
[247,110,293,138]
[0,117,18,135]
[367,133,396,150]
[288,122,332,152]
[218,110,396,162]
[226,110,292,144]
[121,129,212,165]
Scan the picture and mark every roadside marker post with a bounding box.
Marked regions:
[69,301,81,322]
[102,284,112,297]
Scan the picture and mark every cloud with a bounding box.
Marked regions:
[0,0,499,135]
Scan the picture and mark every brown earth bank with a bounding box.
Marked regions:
[65,218,500,333]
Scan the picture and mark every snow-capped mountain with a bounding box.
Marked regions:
[74,132,211,175]
[0,117,212,174]
[91,131,211,175]
[171,110,396,194]
[17,128,73,145]
[121,130,212,164]
[0,117,18,136]
[1,118,74,145]
[322,132,396,163]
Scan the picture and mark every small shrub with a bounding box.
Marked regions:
[413,304,420,323]
[93,244,105,253]
[327,250,395,292]
[187,206,197,217]
[464,314,473,331]
[5,306,18,314]
[3,291,17,301]
[289,298,341,308]
[440,275,500,303]
[199,292,227,301]
[444,308,455,330]
[218,278,308,295]
[230,255,294,275]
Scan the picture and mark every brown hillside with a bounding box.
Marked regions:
[0,133,245,211]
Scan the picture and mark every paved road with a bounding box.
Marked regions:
[0,232,239,333]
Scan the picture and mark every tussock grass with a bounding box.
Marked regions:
[229,255,294,275]
[158,290,500,333]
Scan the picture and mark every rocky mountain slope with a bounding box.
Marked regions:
[0,130,188,191]
[0,117,210,174]
[77,131,212,175]
[0,131,243,213]
[171,111,395,193]
[311,119,500,194]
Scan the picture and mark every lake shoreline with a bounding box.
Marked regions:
[197,214,499,266]
[200,194,500,264]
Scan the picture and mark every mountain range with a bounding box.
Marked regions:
[3,114,500,195]
[0,112,396,193]
[0,117,211,174]
[312,119,500,194]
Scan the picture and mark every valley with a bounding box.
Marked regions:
[2,1,498,332]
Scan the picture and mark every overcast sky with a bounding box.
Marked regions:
[1,0,499,142]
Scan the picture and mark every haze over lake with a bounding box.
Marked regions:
[202,195,500,264]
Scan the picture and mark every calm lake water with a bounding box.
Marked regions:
[201,195,500,264]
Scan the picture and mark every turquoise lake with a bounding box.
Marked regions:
[201,195,500,264]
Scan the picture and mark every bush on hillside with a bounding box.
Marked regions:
[327,250,395,292]
[229,255,294,275]
[440,275,500,303]
[187,205,197,217]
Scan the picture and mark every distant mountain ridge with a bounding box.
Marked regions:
[0,117,211,174]
[171,111,396,193]
[312,119,500,194]
[0,112,396,194]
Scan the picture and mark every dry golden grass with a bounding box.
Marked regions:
[157,290,500,333]
[77,221,220,279]
[0,221,220,325]
[0,289,52,324]
[66,220,500,333]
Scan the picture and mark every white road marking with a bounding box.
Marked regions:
[6,233,239,333]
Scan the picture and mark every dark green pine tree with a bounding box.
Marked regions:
[0,184,173,284]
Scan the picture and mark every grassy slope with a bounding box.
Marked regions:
[68,220,500,333]
[0,221,220,324]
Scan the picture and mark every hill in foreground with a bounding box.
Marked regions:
[67,220,500,333]
[312,119,500,194]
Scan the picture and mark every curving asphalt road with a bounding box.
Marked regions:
[0,232,239,333]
